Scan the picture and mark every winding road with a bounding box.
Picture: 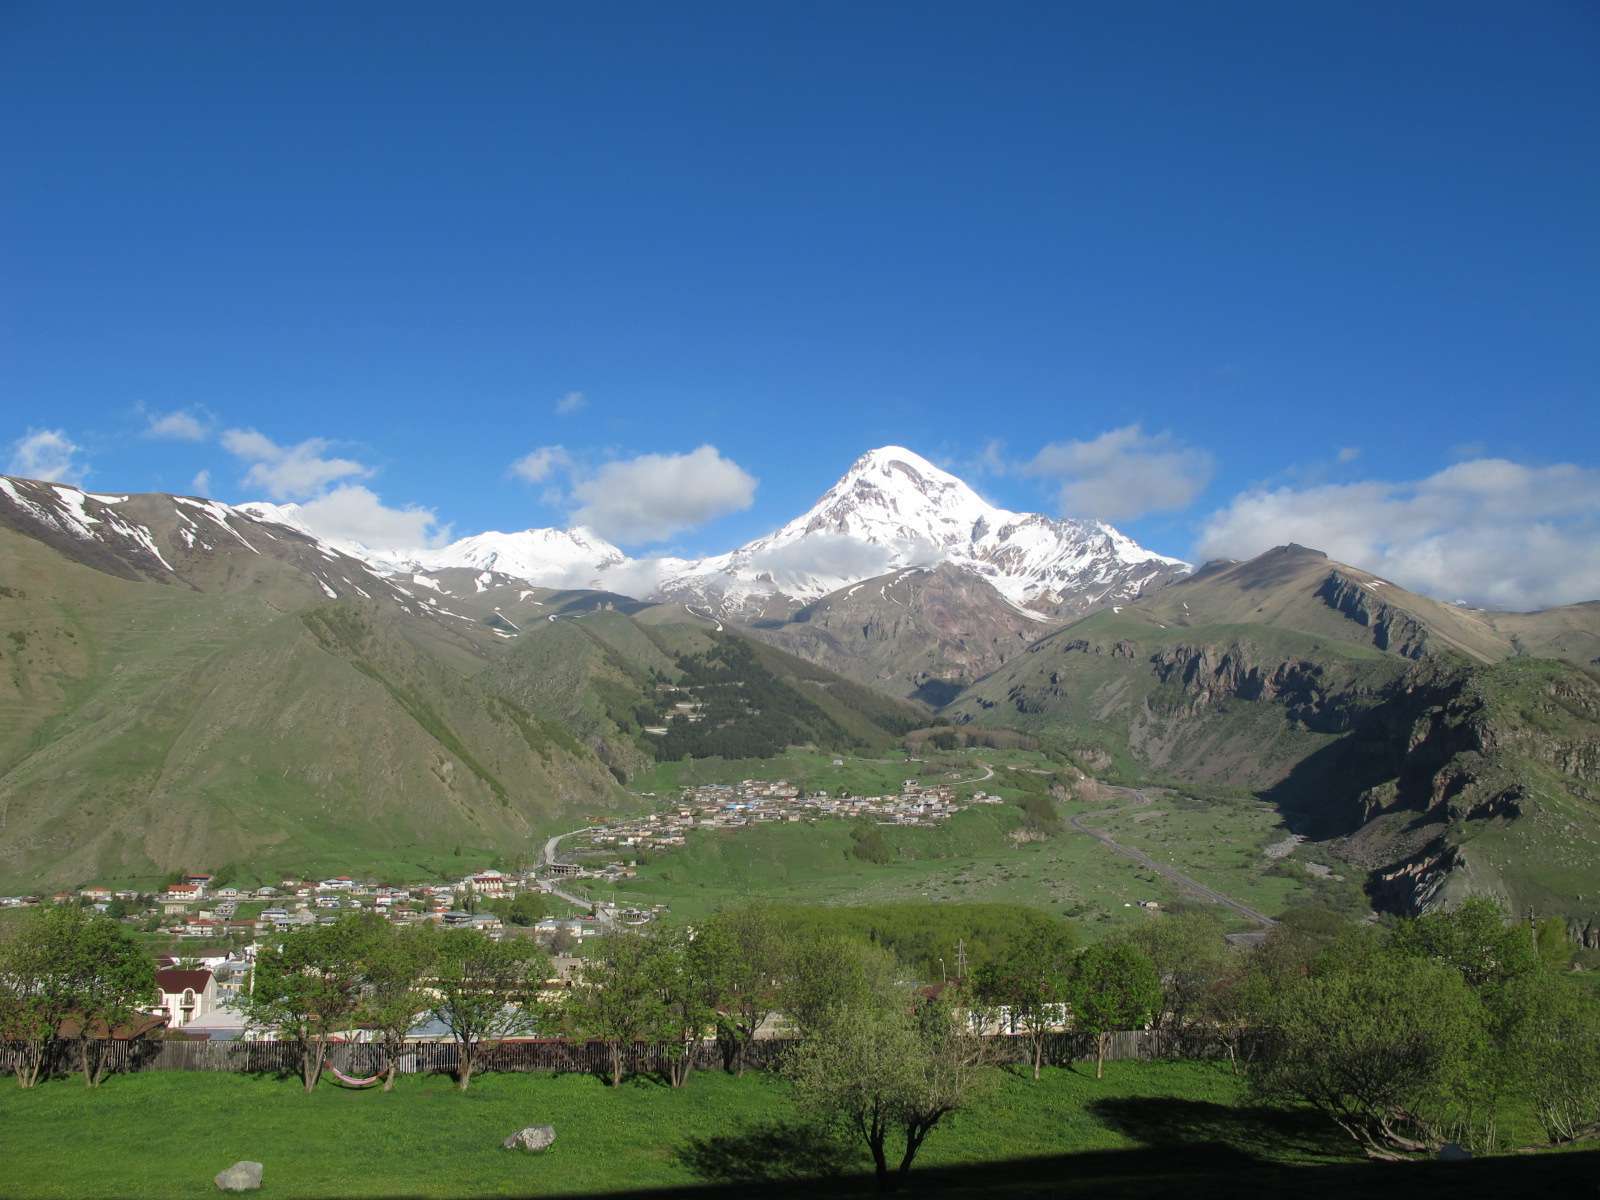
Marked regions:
[536,826,614,920]
[1069,787,1277,928]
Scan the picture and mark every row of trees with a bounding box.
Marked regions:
[9,892,1600,1176]
[999,899,1600,1159]
[0,906,155,1087]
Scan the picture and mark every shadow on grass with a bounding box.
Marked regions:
[674,1118,860,1184]
[1086,1095,1353,1163]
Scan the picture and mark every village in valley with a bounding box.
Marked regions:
[575,775,1005,858]
[0,767,1012,1043]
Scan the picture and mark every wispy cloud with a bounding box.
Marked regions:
[510,445,572,484]
[221,428,371,501]
[144,409,210,442]
[571,445,757,544]
[554,390,587,416]
[1024,425,1214,522]
[6,428,87,483]
[1198,457,1600,610]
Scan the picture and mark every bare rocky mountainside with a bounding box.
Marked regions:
[948,544,1600,931]
[0,476,920,890]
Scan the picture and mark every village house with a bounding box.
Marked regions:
[151,967,218,1029]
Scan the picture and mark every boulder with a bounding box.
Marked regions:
[502,1125,557,1153]
[214,1162,263,1191]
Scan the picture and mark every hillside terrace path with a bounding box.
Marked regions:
[1068,787,1277,929]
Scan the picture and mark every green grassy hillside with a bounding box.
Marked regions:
[947,546,1600,928]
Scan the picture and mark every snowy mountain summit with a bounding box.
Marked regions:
[656,446,1189,617]
[408,526,626,589]
[237,445,1189,618]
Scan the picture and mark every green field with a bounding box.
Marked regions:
[4,1063,1596,1198]
[583,755,1349,930]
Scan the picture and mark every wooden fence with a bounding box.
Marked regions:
[3,1028,1223,1082]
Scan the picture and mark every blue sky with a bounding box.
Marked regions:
[3,3,1597,606]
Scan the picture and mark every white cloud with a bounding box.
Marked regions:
[7,428,87,483]
[1024,425,1214,522]
[294,484,450,551]
[221,428,371,500]
[1337,446,1361,464]
[1197,458,1600,610]
[510,445,572,484]
[747,533,934,585]
[571,445,757,544]
[145,409,208,441]
[190,469,212,495]
[595,556,688,598]
[554,391,587,416]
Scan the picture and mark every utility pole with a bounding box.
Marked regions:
[955,938,967,982]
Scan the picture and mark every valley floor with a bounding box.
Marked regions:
[2,1064,1594,1199]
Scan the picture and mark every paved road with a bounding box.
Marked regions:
[536,826,613,921]
[1068,788,1277,928]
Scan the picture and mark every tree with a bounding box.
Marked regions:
[59,910,155,1087]
[356,920,437,1091]
[784,985,995,1192]
[652,927,720,1088]
[1066,941,1161,1079]
[241,917,370,1092]
[1388,897,1538,999]
[1249,939,1488,1158]
[496,892,547,927]
[1510,973,1600,1144]
[1119,910,1230,1046]
[568,930,668,1086]
[430,931,547,1091]
[0,908,83,1088]
[696,904,790,1075]
[973,922,1074,1080]
[781,933,898,1038]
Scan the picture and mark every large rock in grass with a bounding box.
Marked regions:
[214,1162,263,1191]
[502,1126,556,1153]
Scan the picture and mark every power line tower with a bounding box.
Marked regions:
[955,938,968,983]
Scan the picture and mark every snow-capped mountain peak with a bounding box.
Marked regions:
[408,526,626,590]
[654,445,1189,617]
[239,445,1189,619]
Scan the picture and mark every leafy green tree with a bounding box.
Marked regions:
[1510,973,1600,1144]
[1250,939,1488,1158]
[568,930,669,1086]
[241,917,370,1092]
[59,909,155,1087]
[429,931,547,1091]
[696,903,790,1075]
[1534,917,1573,972]
[652,927,720,1088]
[496,892,547,927]
[1066,941,1161,1079]
[973,922,1075,1080]
[781,933,899,1038]
[1389,897,1538,999]
[0,908,153,1088]
[1119,910,1230,1045]
[784,985,996,1193]
[356,920,437,1091]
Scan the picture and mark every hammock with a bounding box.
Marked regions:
[325,1055,388,1088]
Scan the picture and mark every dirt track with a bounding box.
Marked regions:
[1068,787,1277,928]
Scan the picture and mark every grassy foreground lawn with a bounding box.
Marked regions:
[0,1062,1318,1198]
[3,1063,1596,1198]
